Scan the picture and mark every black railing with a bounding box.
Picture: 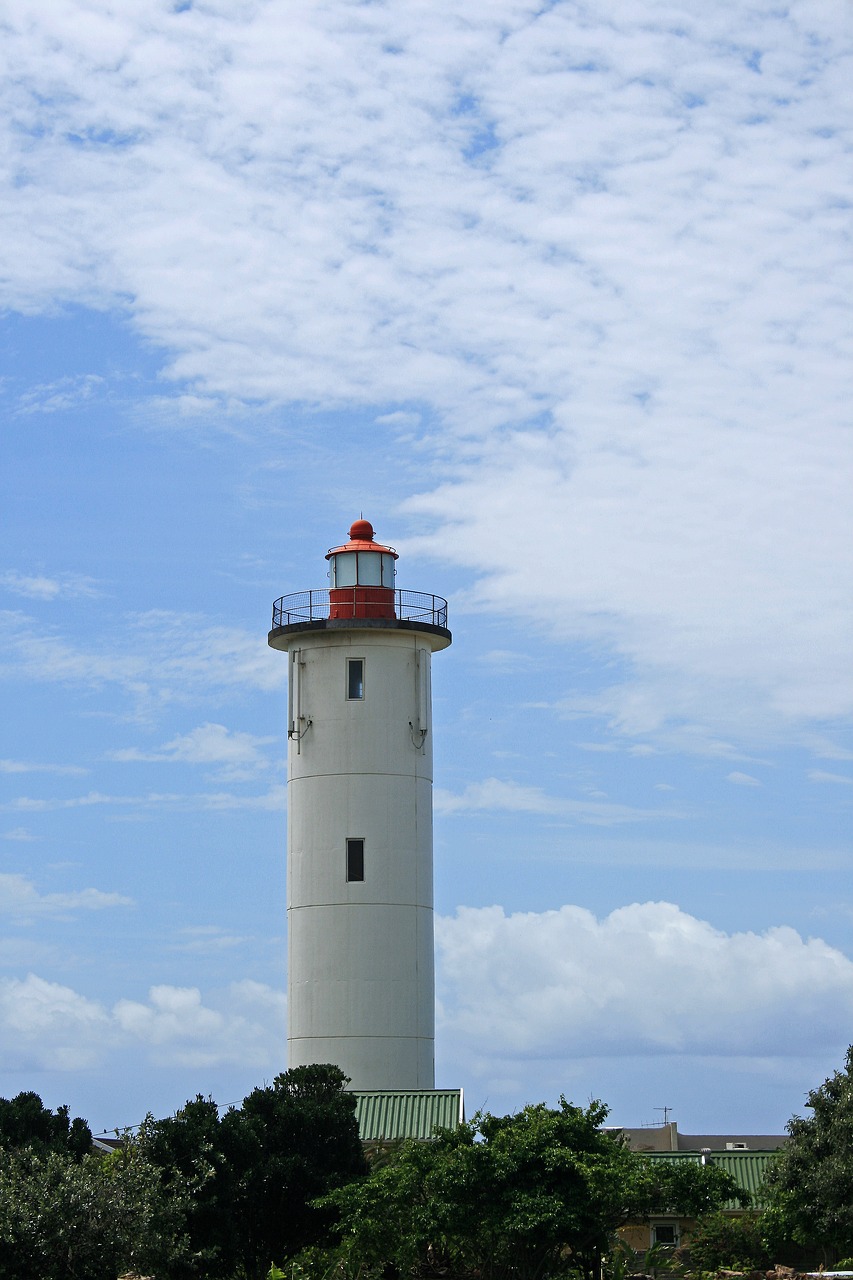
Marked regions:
[272,588,449,630]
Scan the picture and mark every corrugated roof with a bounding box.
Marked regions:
[351,1089,464,1142]
[641,1150,779,1209]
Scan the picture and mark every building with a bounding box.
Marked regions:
[269,518,452,1092]
[619,1149,779,1250]
[352,1088,464,1152]
[613,1119,787,1154]
[611,1122,786,1250]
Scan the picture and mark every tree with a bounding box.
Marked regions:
[683,1211,770,1270]
[0,1091,91,1161]
[315,1098,739,1280]
[141,1064,367,1280]
[0,1142,187,1280]
[762,1044,853,1264]
[627,1155,747,1222]
[138,1095,237,1276]
[312,1099,748,1280]
[223,1063,367,1273]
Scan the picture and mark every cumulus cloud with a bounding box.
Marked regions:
[0,975,286,1072]
[113,980,285,1068]
[0,975,111,1070]
[436,902,853,1062]
[2,902,851,1084]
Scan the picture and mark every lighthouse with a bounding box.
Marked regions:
[268,519,451,1090]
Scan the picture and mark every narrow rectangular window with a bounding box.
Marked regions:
[346,838,365,882]
[347,658,364,700]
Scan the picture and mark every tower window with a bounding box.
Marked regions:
[347,658,364,700]
[346,838,365,882]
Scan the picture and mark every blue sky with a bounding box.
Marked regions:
[1,0,851,1138]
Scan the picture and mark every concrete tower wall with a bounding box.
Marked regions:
[284,625,446,1089]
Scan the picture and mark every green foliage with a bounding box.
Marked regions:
[0,1091,92,1161]
[138,1094,235,1275]
[762,1044,853,1264]
[641,1241,680,1276]
[604,1237,639,1280]
[0,1067,365,1280]
[141,1064,367,1280]
[312,1099,750,1280]
[0,1142,187,1280]
[318,1098,641,1280]
[684,1211,771,1270]
[628,1157,748,1220]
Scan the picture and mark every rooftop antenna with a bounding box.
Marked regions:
[654,1106,672,1125]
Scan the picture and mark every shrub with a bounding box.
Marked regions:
[685,1211,771,1270]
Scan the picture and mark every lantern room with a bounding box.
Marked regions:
[326,518,398,620]
[326,518,397,588]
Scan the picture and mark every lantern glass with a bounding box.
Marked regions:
[332,552,357,587]
[357,551,382,586]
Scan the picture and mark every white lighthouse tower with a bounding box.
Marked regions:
[268,519,451,1090]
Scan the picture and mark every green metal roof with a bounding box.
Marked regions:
[641,1150,779,1210]
[351,1089,464,1142]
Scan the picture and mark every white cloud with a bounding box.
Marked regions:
[1,784,287,816]
[2,827,39,842]
[0,974,111,1069]
[808,770,853,786]
[0,0,849,751]
[436,901,853,1061]
[15,374,105,416]
[0,873,132,918]
[375,411,422,429]
[0,609,285,711]
[0,758,88,776]
[804,738,853,762]
[0,572,100,601]
[0,575,63,601]
[2,899,850,1084]
[113,981,286,1068]
[0,975,286,1072]
[172,926,249,954]
[110,721,275,779]
[435,776,681,826]
[480,649,532,671]
[726,771,762,787]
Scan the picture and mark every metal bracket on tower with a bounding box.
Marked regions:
[288,716,312,741]
[409,720,427,749]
